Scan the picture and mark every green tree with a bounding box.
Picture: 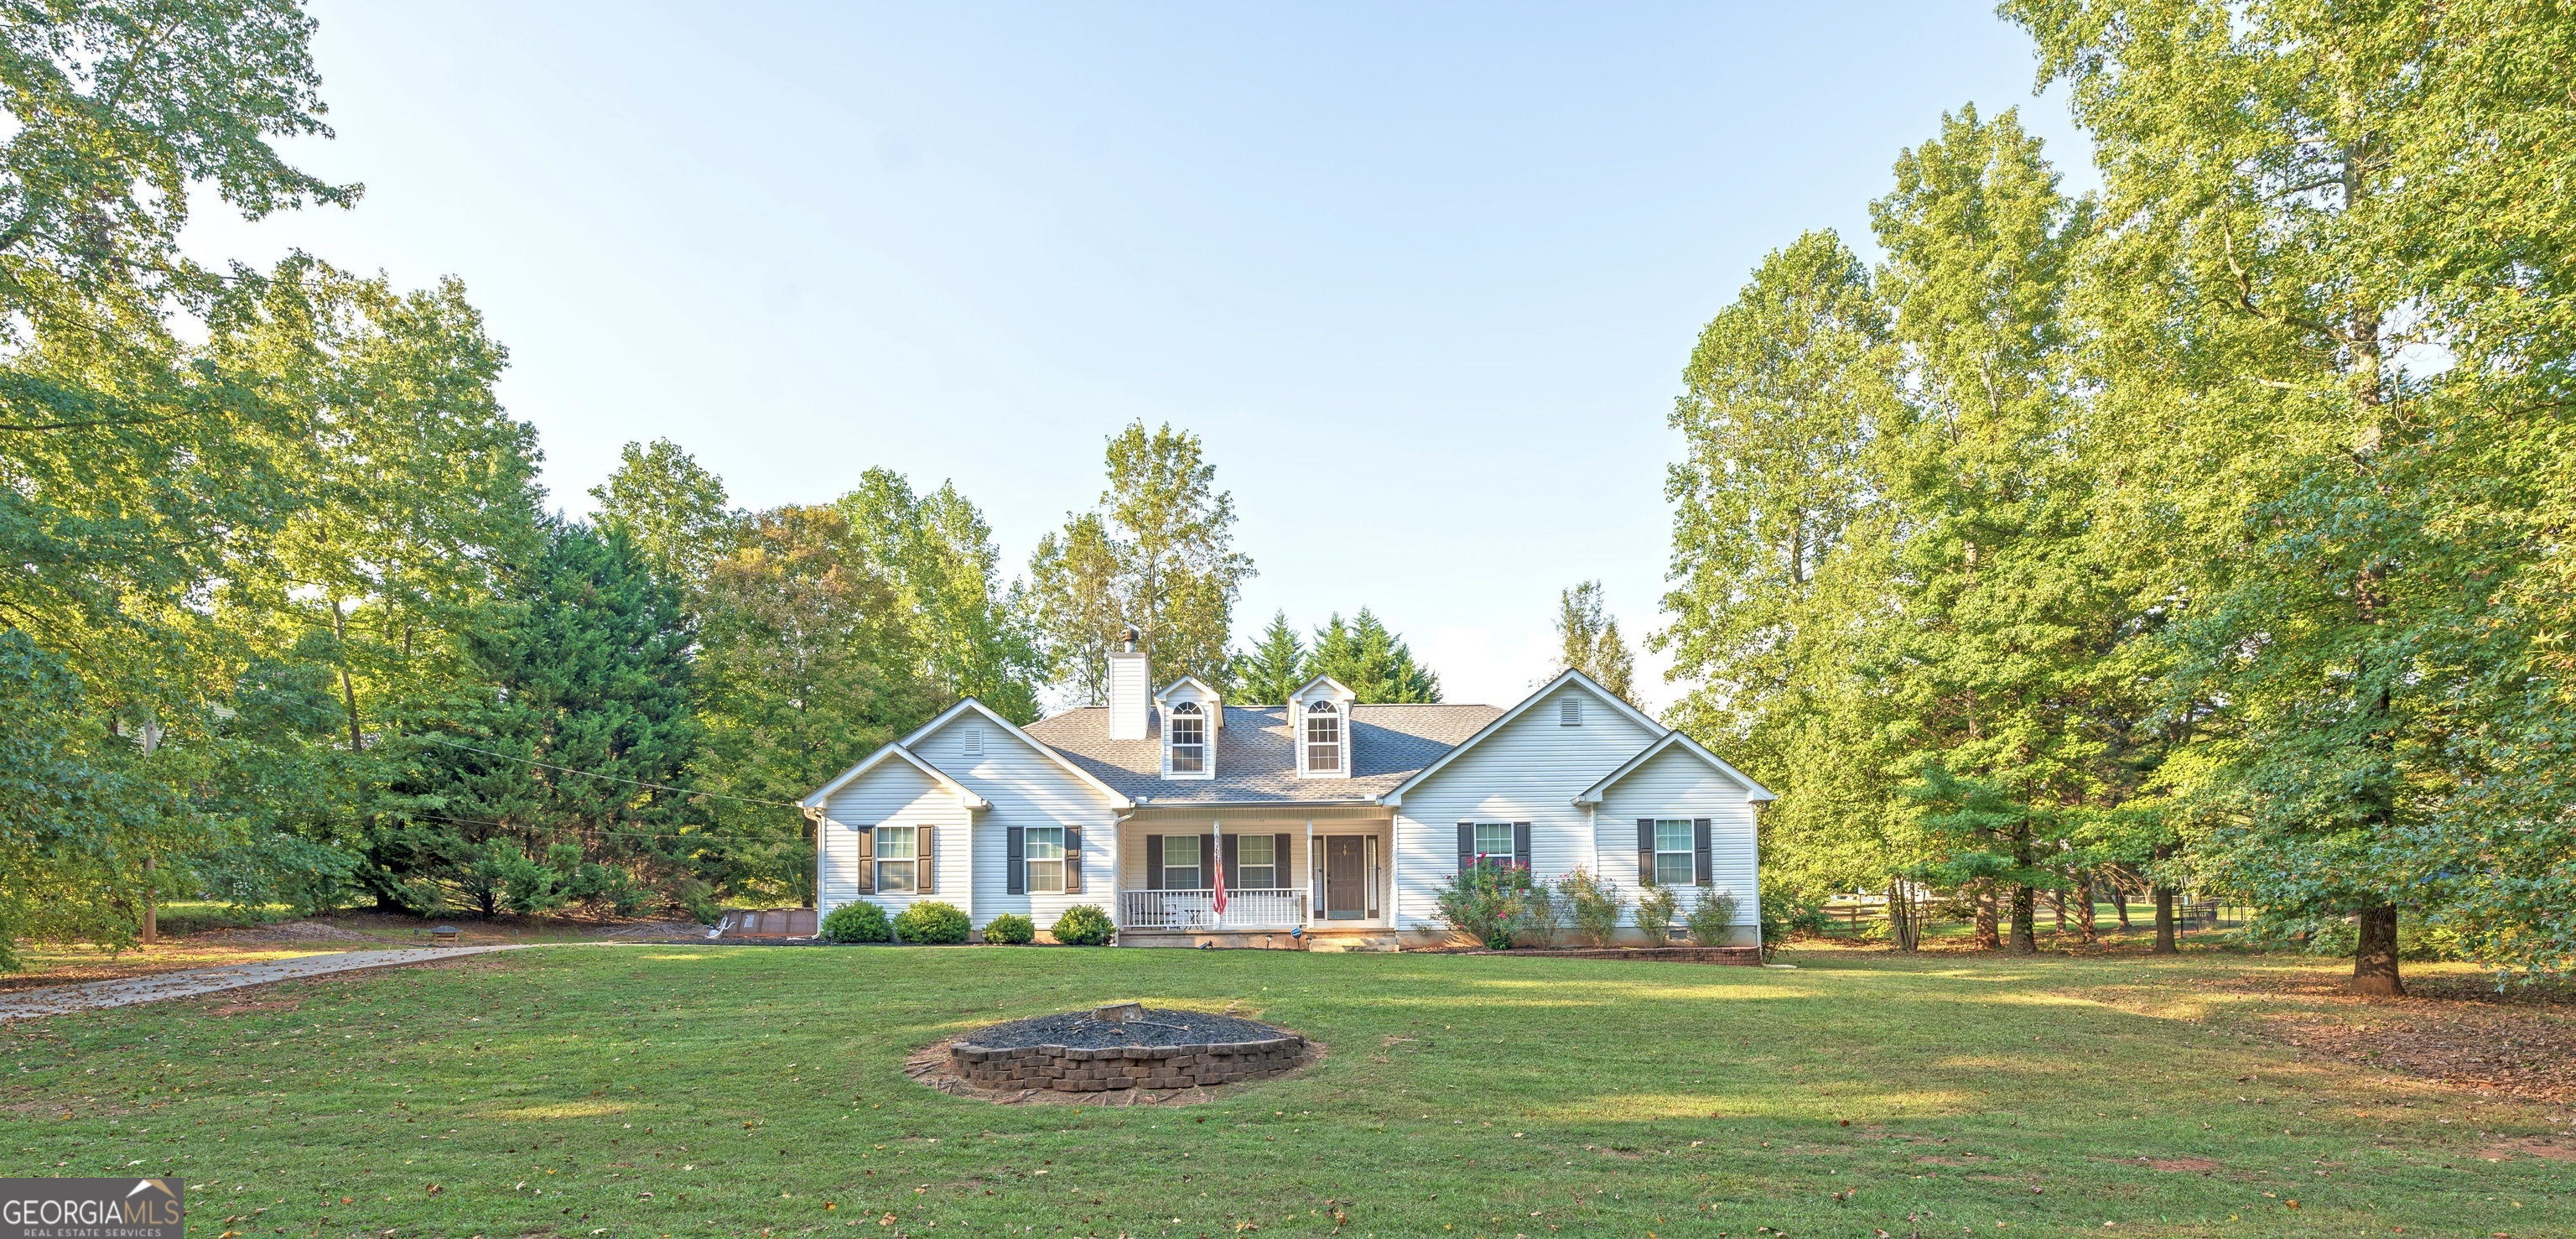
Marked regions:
[836,469,1042,722]
[1550,581,1635,702]
[1027,513,1123,705]
[1232,611,1308,704]
[688,504,932,905]
[1031,423,1253,697]
[1655,231,1905,906]
[379,522,695,918]
[1308,611,1441,704]
[0,0,362,955]
[591,439,737,588]
[2012,0,2576,990]
[1867,104,2106,955]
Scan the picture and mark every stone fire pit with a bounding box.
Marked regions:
[948,1003,1306,1093]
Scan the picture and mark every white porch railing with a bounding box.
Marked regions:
[1121,888,1307,931]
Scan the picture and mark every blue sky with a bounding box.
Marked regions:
[184,2,2093,713]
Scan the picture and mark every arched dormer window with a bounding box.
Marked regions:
[1168,701,1207,773]
[1304,699,1342,774]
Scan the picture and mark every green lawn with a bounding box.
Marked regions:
[3,945,2567,1238]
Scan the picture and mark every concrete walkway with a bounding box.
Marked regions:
[0,946,526,1020]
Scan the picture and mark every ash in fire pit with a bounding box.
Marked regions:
[948,1004,1307,1093]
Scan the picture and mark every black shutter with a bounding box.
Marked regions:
[854,825,875,894]
[1223,833,1241,891]
[1274,833,1293,889]
[1006,825,1026,895]
[1693,818,1714,887]
[1145,834,1164,891]
[1456,822,1475,872]
[1064,825,1083,893]
[1200,834,1217,888]
[1637,819,1657,888]
[917,825,936,894]
[1513,822,1532,872]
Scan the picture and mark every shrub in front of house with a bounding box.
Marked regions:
[1433,862,1535,950]
[1520,873,1568,946]
[1685,888,1740,946]
[1050,904,1114,946]
[894,901,971,945]
[821,901,891,944]
[1635,884,1678,945]
[984,913,1036,945]
[1561,868,1628,948]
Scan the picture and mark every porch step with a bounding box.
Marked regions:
[1305,934,1402,953]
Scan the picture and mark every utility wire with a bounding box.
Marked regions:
[404,733,804,810]
[393,810,797,845]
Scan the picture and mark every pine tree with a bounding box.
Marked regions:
[1309,611,1441,704]
[382,521,697,918]
[1232,612,1308,704]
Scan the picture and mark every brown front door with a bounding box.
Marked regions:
[1324,837,1366,920]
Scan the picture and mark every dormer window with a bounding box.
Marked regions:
[1168,701,1207,773]
[1304,700,1342,774]
[1289,674,1356,779]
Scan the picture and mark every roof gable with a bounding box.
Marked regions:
[799,742,988,811]
[1575,728,1776,804]
[902,698,1135,809]
[1380,669,1661,806]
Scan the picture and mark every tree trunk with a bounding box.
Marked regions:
[2007,822,2038,953]
[2152,885,2179,955]
[2114,887,2132,930]
[2352,902,2403,996]
[1974,888,2001,950]
[333,599,366,752]
[2075,872,2098,945]
[2049,888,2066,932]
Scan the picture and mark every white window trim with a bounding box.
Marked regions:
[1026,825,1066,894]
[1301,700,1345,778]
[1239,833,1277,889]
[876,824,920,894]
[1165,701,1213,780]
[1472,821,1516,867]
[1652,818,1694,888]
[1161,834,1203,889]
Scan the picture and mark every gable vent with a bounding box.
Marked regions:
[1560,698,1582,727]
[963,726,983,755]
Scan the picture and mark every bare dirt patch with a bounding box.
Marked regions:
[2480,1137,2576,1164]
[2140,1157,2223,1173]
[205,999,302,1016]
[902,1035,1324,1106]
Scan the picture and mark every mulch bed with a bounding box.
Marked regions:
[962,1007,1288,1050]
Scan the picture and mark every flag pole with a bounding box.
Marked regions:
[1211,817,1228,924]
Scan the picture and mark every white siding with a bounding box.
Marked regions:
[817,762,974,920]
[910,712,1122,933]
[1390,679,1660,930]
[1595,743,1760,943]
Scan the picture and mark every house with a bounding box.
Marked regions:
[799,640,1773,949]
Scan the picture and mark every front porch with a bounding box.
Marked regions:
[1114,808,1394,945]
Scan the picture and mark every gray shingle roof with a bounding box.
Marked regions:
[1022,703,1504,804]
